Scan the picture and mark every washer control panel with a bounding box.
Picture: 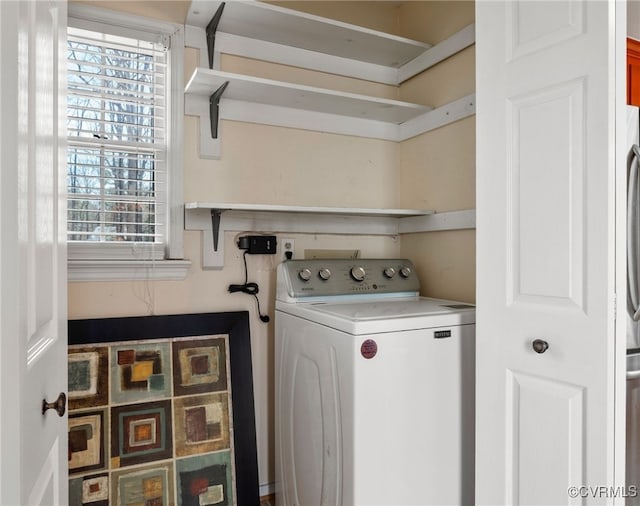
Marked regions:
[279,258,420,298]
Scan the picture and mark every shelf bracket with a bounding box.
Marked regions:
[209,81,229,138]
[206,2,225,69]
[211,209,222,251]
[184,207,226,269]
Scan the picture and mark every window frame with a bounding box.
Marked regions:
[67,4,188,281]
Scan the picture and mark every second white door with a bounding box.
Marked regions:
[476,1,626,504]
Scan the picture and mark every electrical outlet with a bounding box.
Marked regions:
[282,238,295,260]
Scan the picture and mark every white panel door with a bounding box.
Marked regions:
[0,0,68,504]
[476,1,625,505]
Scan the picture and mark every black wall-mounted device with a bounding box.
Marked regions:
[237,235,277,255]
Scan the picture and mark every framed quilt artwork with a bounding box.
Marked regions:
[68,311,259,506]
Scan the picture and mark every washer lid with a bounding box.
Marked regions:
[308,297,475,321]
[276,296,475,334]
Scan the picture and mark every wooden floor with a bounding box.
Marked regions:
[260,494,275,506]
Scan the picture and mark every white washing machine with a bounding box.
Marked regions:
[274,259,475,506]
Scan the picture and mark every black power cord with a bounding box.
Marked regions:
[228,251,270,323]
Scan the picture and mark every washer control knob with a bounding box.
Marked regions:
[318,268,332,281]
[350,266,366,282]
[298,268,312,282]
[399,266,412,279]
[383,267,397,279]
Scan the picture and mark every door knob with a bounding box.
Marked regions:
[42,392,66,417]
[532,339,549,354]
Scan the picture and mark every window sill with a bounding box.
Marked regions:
[68,259,191,282]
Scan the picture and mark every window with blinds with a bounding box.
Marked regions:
[67,27,167,246]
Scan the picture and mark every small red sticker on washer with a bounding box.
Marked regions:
[361,339,377,359]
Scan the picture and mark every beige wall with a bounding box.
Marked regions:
[68,0,476,489]
[398,1,476,303]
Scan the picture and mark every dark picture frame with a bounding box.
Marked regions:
[68,311,259,506]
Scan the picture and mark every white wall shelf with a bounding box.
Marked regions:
[184,68,476,155]
[184,202,475,269]
[186,69,434,124]
[185,1,474,86]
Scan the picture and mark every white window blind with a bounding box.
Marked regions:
[67,27,167,247]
